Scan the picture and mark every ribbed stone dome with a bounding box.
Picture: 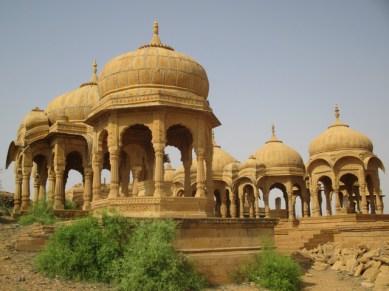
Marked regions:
[98,21,209,99]
[254,127,304,170]
[309,106,373,156]
[46,63,100,123]
[24,108,49,131]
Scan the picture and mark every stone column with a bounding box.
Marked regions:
[220,187,227,218]
[132,167,141,196]
[311,186,320,217]
[47,169,55,206]
[108,148,119,199]
[264,189,270,218]
[302,187,310,217]
[153,142,165,197]
[230,192,237,218]
[324,188,332,216]
[38,176,46,202]
[195,148,206,197]
[254,188,260,218]
[183,150,192,197]
[205,145,214,198]
[334,188,342,214]
[32,167,40,204]
[13,170,22,214]
[92,153,102,201]
[120,165,129,197]
[359,183,369,214]
[53,167,65,210]
[286,183,294,220]
[82,168,92,210]
[21,166,32,211]
[239,191,244,218]
[375,192,383,214]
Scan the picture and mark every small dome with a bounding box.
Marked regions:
[254,126,304,170]
[46,62,100,122]
[239,155,258,170]
[99,21,209,99]
[24,108,49,130]
[309,106,373,156]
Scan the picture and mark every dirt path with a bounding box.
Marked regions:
[0,221,371,291]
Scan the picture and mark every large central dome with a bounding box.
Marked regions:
[98,21,209,99]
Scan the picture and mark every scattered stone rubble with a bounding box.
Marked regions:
[299,242,389,290]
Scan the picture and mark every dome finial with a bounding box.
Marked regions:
[334,104,340,121]
[91,59,98,83]
[272,123,276,138]
[150,19,162,45]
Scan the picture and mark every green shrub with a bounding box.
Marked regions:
[112,219,207,291]
[235,244,302,291]
[19,201,56,225]
[35,214,133,282]
[35,216,207,289]
[64,199,77,209]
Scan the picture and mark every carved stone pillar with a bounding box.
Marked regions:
[195,148,206,197]
[47,168,55,206]
[38,176,46,202]
[324,188,332,216]
[183,159,192,197]
[220,187,227,218]
[53,167,65,210]
[302,187,310,217]
[286,183,294,220]
[33,167,40,204]
[333,188,342,214]
[230,192,237,218]
[13,170,22,214]
[108,148,119,199]
[311,186,320,217]
[205,146,214,198]
[21,166,32,211]
[254,187,260,218]
[82,168,92,210]
[92,153,102,201]
[153,142,165,197]
[376,192,383,214]
[120,165,129,197]
[264,189,270,218]
[132,167,141,196]
[239,191,244,218]
[360,183,368,214]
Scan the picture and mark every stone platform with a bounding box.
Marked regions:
[275,214,389,253]
[91,197,214,218]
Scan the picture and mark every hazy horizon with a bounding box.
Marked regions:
[0,1,388,213]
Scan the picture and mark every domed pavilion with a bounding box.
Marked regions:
[307,105,385,216]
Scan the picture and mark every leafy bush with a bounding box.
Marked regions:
[113,219,206,291]
[35,214,133,282]
[64,199,77,210]
[35,215,206,290]
[19,201,56,225]
[235,243,302,291]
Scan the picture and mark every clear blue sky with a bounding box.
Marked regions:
[0,1,388,211]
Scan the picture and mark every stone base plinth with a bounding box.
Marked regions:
[91,196,214,218]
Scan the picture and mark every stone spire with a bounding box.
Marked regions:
[139,20,173,50]
[91,59,98,83]
[335,104,340,121]
[80,59,98,87]
[150,20,162,46]
[267,123,282,143]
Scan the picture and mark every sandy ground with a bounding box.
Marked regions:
[0,220,371,291]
